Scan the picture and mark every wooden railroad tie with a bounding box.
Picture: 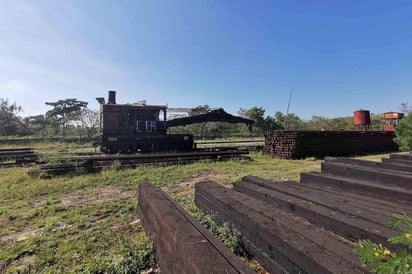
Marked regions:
[138,181,253,274]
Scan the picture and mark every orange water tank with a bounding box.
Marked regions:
[378,112,404,120]
[354,110,371,125]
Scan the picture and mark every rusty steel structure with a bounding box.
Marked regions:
[379,112,405,131]
[353,109,371,130]
[353,109,371,126]
[96,91,254,154]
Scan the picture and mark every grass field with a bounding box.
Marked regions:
[0,148,390,273]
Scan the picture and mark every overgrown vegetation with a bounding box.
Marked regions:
[354,213,412,273]
[0,98,99,140]
[395,112,412,151]
[190,206,247,257]
[0,148,322,273]
[0,137,406,273]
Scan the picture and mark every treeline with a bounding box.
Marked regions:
[0,98,99,140]
[2,98,411,146]
[168,105,387,138]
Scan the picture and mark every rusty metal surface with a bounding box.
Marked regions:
[107,90,116,104]
[353,110,371,125]
[378,112,404,120]
[97,91,255,153]
[263,130,398,159]
[166,108,254,131]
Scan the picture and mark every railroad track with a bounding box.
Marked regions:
[0,147,38,167]
[28,150,249,177]
[196,140,264,152]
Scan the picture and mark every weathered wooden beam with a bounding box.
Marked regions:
[138,181,253,274]
[300,172,412,205]
[195,180,368,274]
[321,161,412,190]
[234,177,400,251]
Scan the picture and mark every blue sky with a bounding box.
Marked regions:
[0,0,411,119]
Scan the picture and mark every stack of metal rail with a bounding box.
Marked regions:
[0,147,38,167]
[263,130,398,159]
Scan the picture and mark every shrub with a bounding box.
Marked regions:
[395,112,412,151]
[354,213,412,273]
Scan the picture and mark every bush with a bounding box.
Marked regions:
[354,213,412,273]
[395,112,412,151]
[190,206,247,257]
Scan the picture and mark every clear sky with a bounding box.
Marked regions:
[0,0,411,119]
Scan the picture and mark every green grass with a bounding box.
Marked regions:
[0,149,391,273]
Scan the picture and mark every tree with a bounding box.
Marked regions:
[78,108,100,139]
[28,114,52,138]
[190,105,210,116]
[186,105,211,136]
[305,116,331,131]
[395,112,412,151]
[274,111,303,130]
[329,117,354,131]
[264,116,282,131]
[239,107,266,133]
[45,98,88,138]
[354,213,412,273]
[399,102,412,115]
[0,98,23,136]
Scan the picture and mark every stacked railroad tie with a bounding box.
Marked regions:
[138,181,254,274]
[263,130,398,159]
[194,153,412,273]
[137,153,411,273]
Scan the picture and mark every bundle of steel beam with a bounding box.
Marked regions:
[263,130,398,159]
